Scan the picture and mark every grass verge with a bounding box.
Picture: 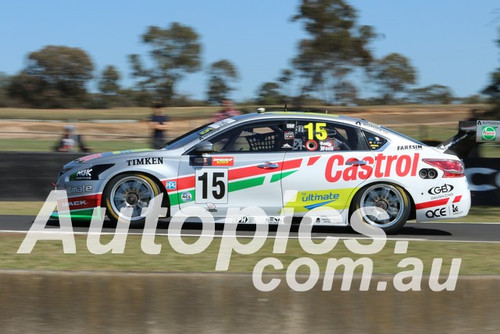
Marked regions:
[1,233,498,274]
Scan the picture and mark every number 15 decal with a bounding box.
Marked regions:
[195,169,228,203]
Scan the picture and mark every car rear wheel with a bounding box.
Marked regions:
[103,173,162,226]
[351,183,411,234]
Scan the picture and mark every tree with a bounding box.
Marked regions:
[129,22,201,104]
[98,65,121,95]
[8,45,93,108]
[206,59,239,104]
[333,80,357,105]
[371,53,417,104]
[410,84,453,104]
[0,72,11,107]
[292,0,376,103]
[277,69,294,102]
[256,82,282,105]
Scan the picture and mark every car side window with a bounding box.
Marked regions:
[210,121,285,153]
[291,121,368,151]
[362,130,388,150]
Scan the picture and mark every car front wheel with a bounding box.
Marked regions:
[103,173,162,226]
[350,183,411,234]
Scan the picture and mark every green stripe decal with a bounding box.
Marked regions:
[228,176,265,192]
[171,175,273,205]
[270,170,297,183]
[51,208,99,220]
[169,190,195,206]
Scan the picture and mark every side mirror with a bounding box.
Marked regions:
[193,141,213,154]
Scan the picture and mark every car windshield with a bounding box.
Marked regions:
[164,118,237,150]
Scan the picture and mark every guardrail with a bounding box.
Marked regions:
[0,152,85,201]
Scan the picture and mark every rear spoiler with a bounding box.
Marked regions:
[435,120,499,159]
[435,121,477,159]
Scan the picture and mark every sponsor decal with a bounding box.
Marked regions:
[286,123,295,129]
[190,156,234,167]
[165,181,177,190]
[358,121,387,133]
[397,145,422,150]
[212,156,234,167]
[293,139,303,150]
[67,185,93,194]
[301,192,340,202]
[305,139,318,151]
[267,216,282,224]
[367,136,385,150]
[425,207,447,218]
[476,121,500,142]
[428,184,454,195]
[181,192,192,202]
[320,140,336,151]
[481,126,496,141]
[126,157,164,166]
[199,128,214,136]
[75,168,92,179]
[281,143,293,149]
[284,131,295,140]
[325,153,419,182]
[70,164,114,181]
[284,189,350,212]
[68,200,88,207]
[301,192,340,210]
[451,204,462,215]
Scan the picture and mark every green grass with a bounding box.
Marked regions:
[1,234,498,274]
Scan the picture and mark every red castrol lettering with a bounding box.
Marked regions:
[325,153,419,182]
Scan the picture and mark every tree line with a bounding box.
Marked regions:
[0,0,497,110]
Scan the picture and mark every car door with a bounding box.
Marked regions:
[280,119,377,218]
[176,120,288,218]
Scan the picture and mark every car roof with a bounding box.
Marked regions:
[232,110,370,127]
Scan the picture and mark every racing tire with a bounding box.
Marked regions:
[102,173,162,227]
[350,183,411,234]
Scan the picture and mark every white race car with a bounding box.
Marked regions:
[55,110,470,233]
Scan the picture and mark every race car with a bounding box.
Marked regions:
[54,110,471,233]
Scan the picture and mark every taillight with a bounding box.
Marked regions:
[422,159,465,178]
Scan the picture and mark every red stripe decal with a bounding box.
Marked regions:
[229,158,302,180]
[66,193,102,210]
[167,158,303,192]
[453,195,462,203]
[415,198,449,210]
[282,158,302,170]
[307,156,321,166]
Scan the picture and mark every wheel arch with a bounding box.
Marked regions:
[348,180,416,222]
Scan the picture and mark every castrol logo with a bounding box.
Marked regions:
[325,153,419,182]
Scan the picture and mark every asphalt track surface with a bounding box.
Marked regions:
[1,215,499,242]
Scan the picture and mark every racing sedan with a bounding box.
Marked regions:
[54,110,471,233]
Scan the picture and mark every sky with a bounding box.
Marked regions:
[1,0,499,101]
